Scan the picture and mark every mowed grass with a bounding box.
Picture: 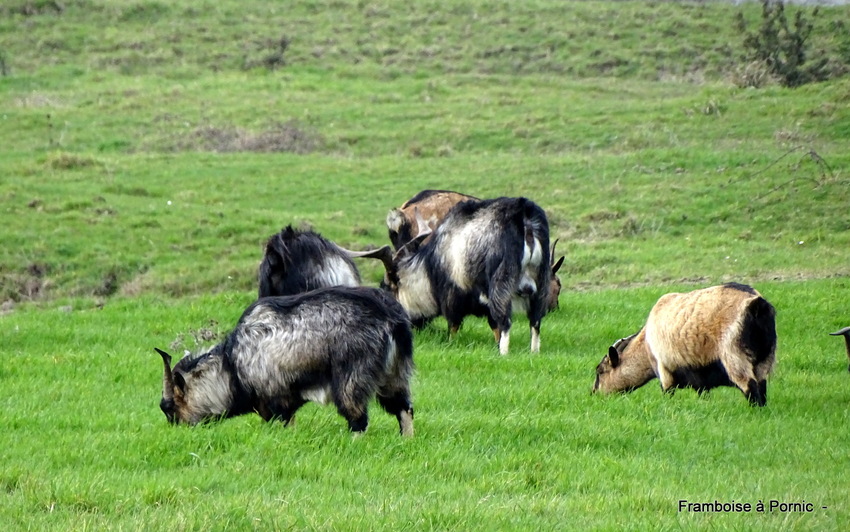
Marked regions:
[2,0,850,530]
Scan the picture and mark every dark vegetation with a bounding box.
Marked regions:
[734,0,848,88]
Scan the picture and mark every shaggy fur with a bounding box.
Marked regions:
[258,225,360,298]
[387,190,565,312]
[593,283,776,406]
[157,287,415,435]
[372,196,552,354]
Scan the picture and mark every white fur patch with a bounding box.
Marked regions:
[442,222,479,290]
[499,331,510,355]
[321,256,360,287]
[531,328,540,353]
[386,209,405,232]
[396,259,438,320]
[517,275,537,295]
[301,385,332,405]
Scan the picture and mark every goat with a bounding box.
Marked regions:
[156,286,415,436]
[387,190,566,312]
[386,190,479,251]
[354,196,552,354]
[592,283,776,406]
[258,225,361,298]
[829,326,850,372]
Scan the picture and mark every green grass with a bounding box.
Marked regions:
[3,281,850,530]
[2,0,850,530]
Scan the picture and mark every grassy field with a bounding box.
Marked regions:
[2,0,850,530]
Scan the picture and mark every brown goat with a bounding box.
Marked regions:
[386,190,479,250]
[593,283,777,406]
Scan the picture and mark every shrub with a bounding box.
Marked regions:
[734,0,830,88]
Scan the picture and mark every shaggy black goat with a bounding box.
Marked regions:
[258,225,361,298]
[157,286,415,435]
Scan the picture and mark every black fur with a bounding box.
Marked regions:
[737,296,777,364]
[258,225,360,298]
[161,287,415,434]
[394,196,551,349]
[723,282,759,296]
[670,361,732,393]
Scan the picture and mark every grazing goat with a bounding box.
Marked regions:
[258,225,360,298]
[355,196,552,354]
[156,287,415,436]
[829,326,850,372]
[387,190,566,312]
[593,283,776,406]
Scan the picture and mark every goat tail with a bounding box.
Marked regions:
[391,318,415,378]
[740,296,777,365]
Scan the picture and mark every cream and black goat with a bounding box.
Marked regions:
[593,283,776,406]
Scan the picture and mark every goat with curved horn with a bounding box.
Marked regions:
[364,196,553,354]
[829,326,850,372]
[155,347,177,424]
[548,239,565,311]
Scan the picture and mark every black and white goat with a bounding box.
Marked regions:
[386,190,565,312]
[258,225,361,298]
[156,286,415,435]
[354,196,552,354]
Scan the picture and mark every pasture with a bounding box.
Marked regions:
[2,0,850,530]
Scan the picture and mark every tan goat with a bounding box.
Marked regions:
[593,283,777,406]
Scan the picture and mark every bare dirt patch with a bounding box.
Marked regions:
[1,262,51,302]
[166,120,323,154]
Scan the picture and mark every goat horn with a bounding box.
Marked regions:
[413,206,434,239]
[340,245,395,273]
[550,239,565,274]
[829,326,850,337]
[829,327,850,371]
[156,347,175,402]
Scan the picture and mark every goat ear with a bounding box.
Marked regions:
[551,256,565,274]
[174,371,187,392]
[607,346,620,368]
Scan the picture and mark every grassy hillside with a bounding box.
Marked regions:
[1,1,850,530]
[2,1,849,304]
